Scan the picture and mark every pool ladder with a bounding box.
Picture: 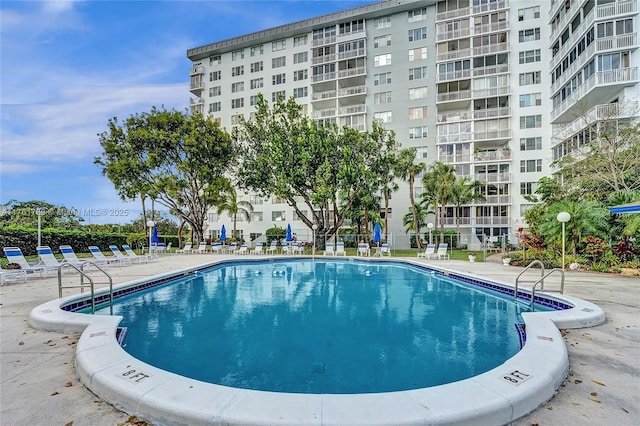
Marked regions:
[514,260,565,311]
[57,261,114,314]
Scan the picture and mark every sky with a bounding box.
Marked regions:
[0,0,373,224]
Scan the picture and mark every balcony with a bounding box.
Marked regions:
[338,105,366,116]
[312,72,336,82]
[437,69,472,82]
[553,101,639,142]
[474,216,510,225]
[312,108,336,119]
[472,0,508,15]
[437,90,472,103]
[189,79,204,95]
[436,133,473,144]
[338,85,366,97]
[312,35,336,47]
[312,53,336,65]
[472,42,508,57]
[474,172,511,183]
[189,65,205,76]
[338,66,365,79]
[475,195,512,204]
[473,129,511,142]
[436,7,471,22]
[474,150,511,161]
[436,110,472,123]
[437,153,471,163]
[549,0,587,41]
[190,97,204,106]
[337,48,366,60]
[472,86,511,98]
[311,89,337,101]
[436,27,472,42]
[436,48,472,62]
[472,107,511,120]
[473,63,509,77]
[551,67,639,122]
[472,21,508,36]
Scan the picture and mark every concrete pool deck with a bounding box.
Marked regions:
[1,254,638,425]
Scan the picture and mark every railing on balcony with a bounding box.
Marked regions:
[437,110,472,123]
[553,101,639,141]
[436,7,471,22]
[472,21,508,36]
[475,216,510,225]
[436,48,472,62]
[473,129,511,141]
[338,85,366,97]
[312,108,337,119]
[437,133,473,144]
[338,105,366,115]
[472,86,510,98]
[337,48,366,60]
[472,0,508,14]
[312,54,336,65]
[189,66,205,76]
[312,72,337,82]
[312,35,336,47]
[474,172,511,183]
[437,69,472,82]
[190,98,204,106]
[189,80,204,92]
[312,89,337,101]
[476,195,512,204]
[472,107,511,120]
[472,42,509,56]
[437,153,471,163]
[437,90,472,102]
[474,150,511,161]
[338,66,366,79]
[473,63,509,77]
[436,27,472,42]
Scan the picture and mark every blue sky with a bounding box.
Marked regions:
[0,0,372,224]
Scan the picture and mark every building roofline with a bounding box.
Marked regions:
[187,0,434,61]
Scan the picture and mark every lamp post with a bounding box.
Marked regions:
[557,212,571,270]
[427,222,434,245]
[312,224,318,258]
[36,208,45,247]
[147,220,155,255]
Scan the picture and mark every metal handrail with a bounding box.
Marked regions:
[57,261,113,314]
[530,268,565,311]
[514,260,545,301]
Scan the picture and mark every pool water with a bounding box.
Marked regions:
[99,259,527,394]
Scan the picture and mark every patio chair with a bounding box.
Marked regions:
[227,242,238,254]
[417,244,436,259]
[123,244,157,262]
[176,242,193,254]
[195,242,211,254]
[109,245,144,264]
[37,246,66,268]
[211,242,223,254]
[3,247,56,277]
[434,243,450,260]
[380,243,391,257]
[357,242,370,257]
[335,242,347,256]
[250,243,264,255]
[293,242,305,255]
[324,242,335,256]
[236,244,249,255]
[59,245,88,268]
[88,246,126,266]
[266,241,278,255]
[0,268,27,285]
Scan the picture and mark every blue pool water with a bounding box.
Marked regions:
[98,259,530,394]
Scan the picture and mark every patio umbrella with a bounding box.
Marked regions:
[373,222,381,246]
[609,201,640,214]
[151,226,159,245]
[285,224,293,242]
[220,225,227,242]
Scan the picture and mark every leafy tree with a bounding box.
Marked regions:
[216,187,254,240]
[233,95,397,240]
[394,148,426,248]
[130,211,180,235]
[0,200,81,230]
[421,162,457,243]
[95,108,234,242]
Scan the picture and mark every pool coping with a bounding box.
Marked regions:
[29,257,605,426]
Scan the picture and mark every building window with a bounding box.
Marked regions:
[520,182,539,195]
[231,66,244,77]
[293,69,308,81]
[519,49,541,64]
[250,95,260,106]
[272,56,286,68]
[209,86,221,97]
[520,115,542,129]
[374,72,392,85]
[249,195,263,205]
[293,210,308,221]
[518,6,540,21]
[373,111,392,123]
[339,19,364,35]
[374,34,391,48]
[374,16,391,29]
[231,98,244,109]
[209,102,221,113]
[231,82,244,93]
[272,39,286,51]
[272,90,285,102]
[210,70,221,81]
[520,159,542,173]
[374,53,392,67]
[409,126,428,139]
[408,7,427,22]
[232,49,244,61]
[231,114,243,125]
[293,35,308,46]
[519,71,541,85]
[250,78,263,89]
[520,137,542,151]
[409,86,428,100]
[208,213,219,222]
[519,93,542,107]
[408,47,427,61]
[409,106,427,120]
[209,55,221,65]
[408,27,427,42]
[374,91,392,104]
[519,28,540,42]
[272,211,286,221]
[250,45,263,56]
[415,146,428,158]
[272,73,286,85]
[251,212,264,222]
[409,66,428,80]
[293,87,308,98]
[250,61,263,72]
[293,52,308,64]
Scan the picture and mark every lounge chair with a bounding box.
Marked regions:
[0,268,27,285]
[417,244,436,259]
[3,247,56,277]
[59,245,88,267]
[37,246,66,268]
[195,242,210,254]
[123,244,157,262]
[266,241,278,255]
[293,242,305,255]
[88,246,126,266]
[380,243,391,257]
[335,242,347,256]
[236,244,249,255]
[357,242,370,257]
[250,243,264,255]
[211,242,223,254]
[226,242,238,254]
[324,242,335,256]
[109,245,144,264]
[176,242,194,254]
[434,243,450,260]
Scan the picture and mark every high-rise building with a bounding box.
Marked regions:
[187,0,638,249]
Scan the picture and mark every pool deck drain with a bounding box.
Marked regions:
[1,255,638,425]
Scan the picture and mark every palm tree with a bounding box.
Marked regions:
[394,148,426,248]
[422,162,457,243]
[450,177,484,247]
[216,187,254,241]
[402,204,430,246]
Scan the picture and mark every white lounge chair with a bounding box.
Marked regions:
[417,244,436,259]
[227,242,238,254]
[251,243,264,255]
[293,242,305,255]
[59,245,88,267]
[195,242,210,254]
[110,245,144,264]
[211,242,223,254]
[434,243,450,260]
[236,244,249,255]
[0,268,27,285]
[123,244,157,262]
[266,242,278,255]
[380,243,391,257]
[357,242,370,257]
[176,242,193,254]
[37,246,66,268]
[88,246,125,266]
[324,242,335,256]
[335,242,346,256]
[3,247,55,277]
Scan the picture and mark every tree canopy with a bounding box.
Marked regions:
[95,108,234,242]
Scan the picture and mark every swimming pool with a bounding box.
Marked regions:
[30,257,605,425]
[96,259,542,394]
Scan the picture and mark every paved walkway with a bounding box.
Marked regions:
[1,255,638,425]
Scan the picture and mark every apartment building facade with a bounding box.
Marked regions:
[187,0,638,249]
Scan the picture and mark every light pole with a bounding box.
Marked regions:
[557,212,571,270]
[36,208,45,247]
[427,222,434,245]
[147,220,155,254]
[312,224,318,258]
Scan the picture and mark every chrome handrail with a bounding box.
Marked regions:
[57,261,113,314]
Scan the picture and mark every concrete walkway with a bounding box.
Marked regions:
[1,255,638,426]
